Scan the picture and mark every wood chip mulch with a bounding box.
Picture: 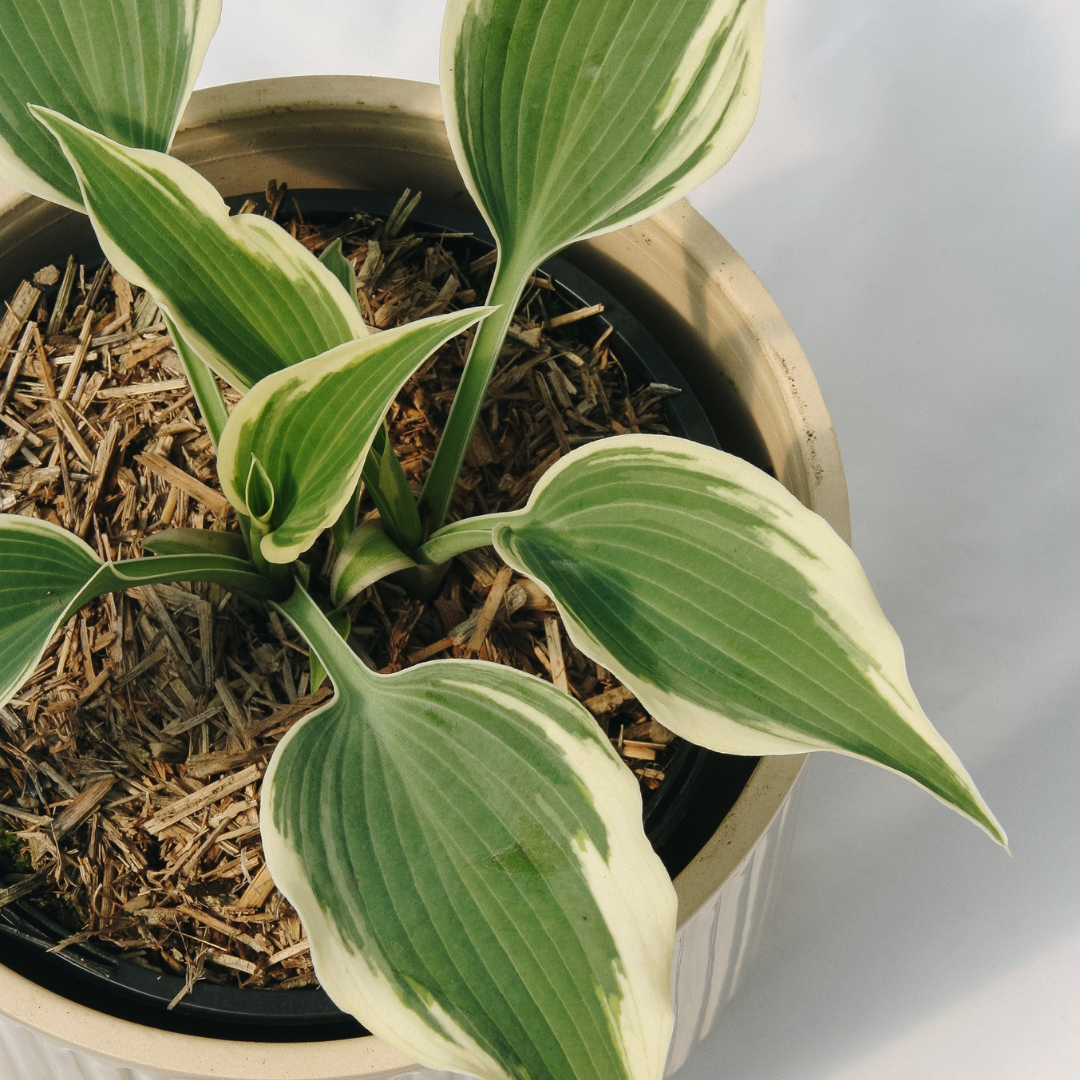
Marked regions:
[0,188,685,1003]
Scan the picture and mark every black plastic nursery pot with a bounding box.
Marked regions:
[0,189,760,1042]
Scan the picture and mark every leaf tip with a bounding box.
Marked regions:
[245,455,275,524]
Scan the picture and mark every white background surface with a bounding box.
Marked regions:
[196,2,1080,1076]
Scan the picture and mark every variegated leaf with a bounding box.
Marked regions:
[32,108,367,390]
[331,521,418,608]
[423,0,766,530]
[0,514,277,707]
[442,0,765,267]
[264,584,677,1080]
[0,516,104,706]
[421,436,1007,846]
[218,308,492,564]
[0,0,221,209]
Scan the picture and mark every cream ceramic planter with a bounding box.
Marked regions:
[0,77,849,1080]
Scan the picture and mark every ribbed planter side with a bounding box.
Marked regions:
[0,76,848,1080]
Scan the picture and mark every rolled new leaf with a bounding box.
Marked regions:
[319,238,358,306]
[421,0,767,528]
[218,308,493,564]
[32,108,367,390]
[264,584,677,1080]
[421,436,1007,846]
[331,521,418,608]
[0,514,279,707]
[0,0,221,209]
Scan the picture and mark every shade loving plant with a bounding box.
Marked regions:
[0,2,1006,1079]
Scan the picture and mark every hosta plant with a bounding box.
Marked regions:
[0,2,1006,1079]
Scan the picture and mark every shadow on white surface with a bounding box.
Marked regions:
[676,0,1080,1076]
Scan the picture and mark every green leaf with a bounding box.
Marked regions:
[331,521,418,608]
[0,514,280,707]
[32,108,368,390]
[424,0,765,531]
[422,436,1007,847]
[218,308,493,565]
[142,529,249,561]
[264,584,676,1080]
[0,515,106,706]
[443,0,765,264]
[166,314,230,448]
[362,424,424,553]
[0,0,221,210]
[309,606,350,693]
[330,480,363,558]
[319,238,358,307]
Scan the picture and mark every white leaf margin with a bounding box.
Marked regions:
[491,435,1007,847]
[440,0,767,257]
[263,586,678,1080]
[0,515,105,706]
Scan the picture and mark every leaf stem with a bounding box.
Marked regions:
[276,583,368,687]
[166,316,229,448]
[419,255,529,532]
[97,553,289,601]
[247,518,294,593]
[416,514,504,565]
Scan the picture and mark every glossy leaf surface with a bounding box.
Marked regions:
[218,309,491,564]
[264,584,676,1080]
[423,436,1006,846]
[0,0,221,209]
[34,109,367,390]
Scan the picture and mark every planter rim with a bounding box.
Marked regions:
[0,75,834,1079]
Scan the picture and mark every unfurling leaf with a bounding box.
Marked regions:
[331,522,418,609]
[218,308,493,564]
[32,108,367,390]
[421,436,1007,847]
[0,0,221,209]
[0,515,279,707]
[319,238,359,307]
[245,457,276,525]
[264,584,677,1080]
